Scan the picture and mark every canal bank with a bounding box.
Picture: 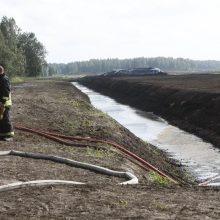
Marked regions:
[73,82,220,185]
[77,74,220,149]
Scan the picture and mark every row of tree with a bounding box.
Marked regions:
[2,15,220,77]
[0,16,47,77]
[49,57,220,75]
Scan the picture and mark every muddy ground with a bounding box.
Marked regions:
[0,79,220,219]
[78,74,220,149]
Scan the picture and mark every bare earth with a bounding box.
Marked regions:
[0,79,220,219]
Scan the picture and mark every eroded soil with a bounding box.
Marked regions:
[0,79,220,219]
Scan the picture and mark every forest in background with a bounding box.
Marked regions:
[49,57,220,75]
[1,16,220,77]
[0,16,47,77]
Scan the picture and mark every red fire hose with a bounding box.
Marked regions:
[14,124,178,184]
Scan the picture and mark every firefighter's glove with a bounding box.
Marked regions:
[0,103,5,120]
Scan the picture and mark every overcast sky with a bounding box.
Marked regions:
[1,0,220,63]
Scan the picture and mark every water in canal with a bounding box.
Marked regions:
[73,82,220,185]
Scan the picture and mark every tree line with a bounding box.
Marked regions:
[1,15,220,77]
[49,57,220,75]
[0,16,47,77]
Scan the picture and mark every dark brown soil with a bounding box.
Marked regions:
[0,78,220,219]
[78,74,220,149]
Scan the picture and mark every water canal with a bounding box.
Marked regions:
[73,82,220,185]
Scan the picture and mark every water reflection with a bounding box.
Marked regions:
[73,82,220,184]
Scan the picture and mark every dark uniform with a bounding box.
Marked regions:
[0,73,14,139]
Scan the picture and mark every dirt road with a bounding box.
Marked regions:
[0,79,220,219]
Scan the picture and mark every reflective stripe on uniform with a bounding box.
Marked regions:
[2,93,12,107]
[0,131,14,136]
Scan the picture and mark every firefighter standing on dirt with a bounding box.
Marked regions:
[0,65,14,140]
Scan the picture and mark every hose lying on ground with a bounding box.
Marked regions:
[13,125,98,148]
[0,180,85,193]
[0,150,138,192]
[198,174,220,186]
[14,125,178,184]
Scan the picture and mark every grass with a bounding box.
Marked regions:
[146,171,171,185]
[11,76,42,84]
[153,201,169,211]
[86,147,116,158]
[11,76,29,83]
[88,110,109,118]
[68,99,84,108]
[180,168,196,183]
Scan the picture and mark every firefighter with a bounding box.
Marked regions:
[0,65,14,141]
